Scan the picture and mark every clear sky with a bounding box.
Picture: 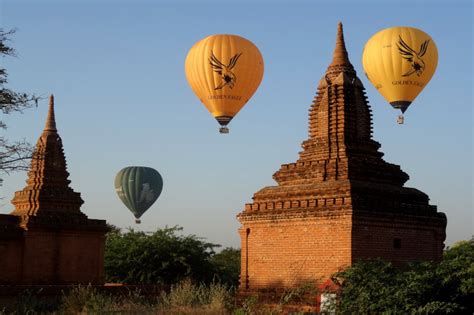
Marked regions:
[1,0,472,248]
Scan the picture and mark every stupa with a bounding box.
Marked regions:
[237,23,447,291]
[0,95,107,284]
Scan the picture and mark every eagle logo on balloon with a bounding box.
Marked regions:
[397,35,430,77]
[209,51,242,90]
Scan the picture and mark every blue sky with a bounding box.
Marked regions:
[1,0,472,248]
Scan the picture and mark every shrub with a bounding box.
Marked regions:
[105,226,219,285]
[211,247,241,288]
[332,237,474,314]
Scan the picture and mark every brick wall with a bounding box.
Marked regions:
[0,224,106,285]
[239,210,446,290]
[352,212,446,264]
[20,229,105,284]
[240,212,352,289]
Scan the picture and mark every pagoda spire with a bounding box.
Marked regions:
[329,22,351,67]
[325,22,355,81]
[44,94,57,132]
[306,22,369,147]
[11,95,85,218]
[272,22,408,186]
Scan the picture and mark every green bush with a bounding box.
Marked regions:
[211,247,241,287]
[332,238,474,314]
[105,226,219,285]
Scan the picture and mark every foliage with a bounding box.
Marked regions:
[106,222,121,234]
[332,238,474,314]
[211,247,241,287]
[105,226,219,285]
[0,29,39,185]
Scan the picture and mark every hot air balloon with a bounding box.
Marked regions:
[185,34,264,133]
[362,26,438,124]
[114,166,163,224]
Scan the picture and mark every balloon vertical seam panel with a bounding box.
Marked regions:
[185,44,199,104]
[252,43,264,109]
[194,40,209,110]
[240,40,259,106]
[189,41,203,110]
[190,39,208,112]
[132,167,140,217]
[206,36,219,115]
[381,30,394,101]
[213,35,225,115]
[207,36,220,115]
[228,35,242,116]
[122,168,134,213]
[122,168,135,214]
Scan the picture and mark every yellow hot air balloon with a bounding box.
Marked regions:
[185,34,264,133]
[362,26,438,124]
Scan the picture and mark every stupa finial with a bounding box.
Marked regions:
[44,94,57,132]
[329,22,351,67]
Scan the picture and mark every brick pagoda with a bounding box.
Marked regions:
[0,95,107,284]
[237,23,447,291]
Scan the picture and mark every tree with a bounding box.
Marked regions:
[211,247,241,287]
[104,226,220,285]
[331,238,474,314]
[0,28,39,186]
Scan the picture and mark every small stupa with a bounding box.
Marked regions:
[0,95,107,284]
[237,23,446,292]
[11,95,85,219]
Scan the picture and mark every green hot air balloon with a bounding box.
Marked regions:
[115,166,163,224]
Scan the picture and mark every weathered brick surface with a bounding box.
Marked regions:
[15,228,105,284]
[0,95,107,285]
[352,212,446,264]
[237,23,447,293]
[239,212,352,289]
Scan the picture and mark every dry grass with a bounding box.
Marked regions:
[1,281,234,315]
[0,281,318,314]
[159,279,233,314]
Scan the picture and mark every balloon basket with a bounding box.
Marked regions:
[219,127,229,134]
[135,219,141,224]
[397,115,404,125]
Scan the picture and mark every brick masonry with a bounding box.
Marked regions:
[0,95,107,285]
[237,23,447,292]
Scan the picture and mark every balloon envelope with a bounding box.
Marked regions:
[185,34,264,131]
[114,166,163,221]
[362,26,438,113]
